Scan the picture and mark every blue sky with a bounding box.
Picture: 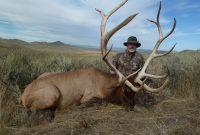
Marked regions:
[0,0,199,51]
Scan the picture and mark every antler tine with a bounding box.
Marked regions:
[161,18,176,43]
[145,66,169,79]
[156,44,176,57]
[95,8,106,17]
[102,44,113,60]
[147,19,157,25]
[157,1,163,38]
[107,0,128,19]
[104,14,138,49]
[143,77,169,93]
[145,73,168,79]
[147,1,163,40]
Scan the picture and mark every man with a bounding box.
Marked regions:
[112,36,154,107]
[112,36,144,76]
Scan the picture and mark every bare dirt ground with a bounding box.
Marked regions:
[5,98,199,135]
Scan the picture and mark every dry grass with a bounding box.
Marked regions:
[3,100,200,135]
[0,40,200,135]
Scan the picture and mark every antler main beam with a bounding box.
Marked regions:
[96,0,142,92]
[134,1,176,92]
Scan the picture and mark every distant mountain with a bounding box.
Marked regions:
[0,38,29,47]
[0,37,183,54]
[50,41,65,46]
[0,38,98,58]
[30,41,49,45]
[0,38,77,49]
[73,44,153,53]
[180,50,193,53]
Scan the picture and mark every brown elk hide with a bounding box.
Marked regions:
[21,67,121,110]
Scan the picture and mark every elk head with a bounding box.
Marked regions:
[95,0,176,93]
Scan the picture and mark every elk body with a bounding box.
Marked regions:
[21,0,176,120]
[21,67,134,110]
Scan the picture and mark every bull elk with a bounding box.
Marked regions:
[21,0,176,120]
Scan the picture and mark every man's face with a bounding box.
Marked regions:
[127,43,137,53]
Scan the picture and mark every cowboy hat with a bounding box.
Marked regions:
[124,36,141,47]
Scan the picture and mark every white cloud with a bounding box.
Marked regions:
[0,0,178,50]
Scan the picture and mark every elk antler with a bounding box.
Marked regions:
[134,1,176,92]
[95,0,143,92]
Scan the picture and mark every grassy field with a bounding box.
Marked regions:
[0,38,200,135]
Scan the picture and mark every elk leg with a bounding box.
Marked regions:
[30,85,60,110]
[80,94,94,104]
[41,107,56,122]
[79,94,102,108]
